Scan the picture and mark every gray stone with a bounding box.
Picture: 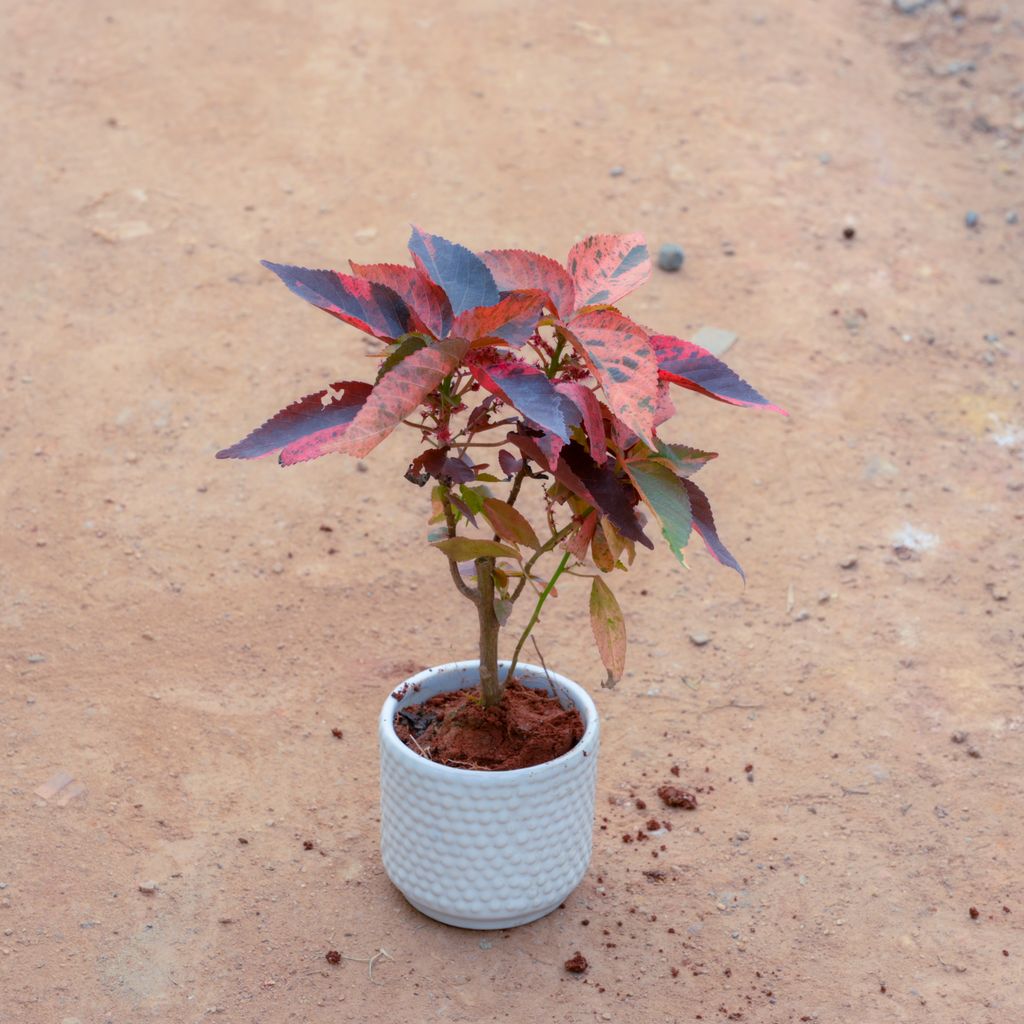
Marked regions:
[692,326,738,357]
[689,632,711,647]
[965,210,979,228]
[656,243,685,272]
[609,166,625,177]
[1006,210,1020,225]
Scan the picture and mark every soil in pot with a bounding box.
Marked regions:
[394,680,584,771]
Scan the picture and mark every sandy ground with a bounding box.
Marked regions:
[3,0,1023,1021]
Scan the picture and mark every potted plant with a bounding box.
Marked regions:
[217,227,782,929]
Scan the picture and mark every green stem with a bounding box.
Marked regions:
[546,335,566,378]
[504,549,571,685]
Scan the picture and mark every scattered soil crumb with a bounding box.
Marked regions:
[658,785,698,809]
[564,952,588,973]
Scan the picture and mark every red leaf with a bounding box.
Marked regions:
[566,509,598,560]
[408,227,500,316]
[566,310,659,446]
[261,261,417,341]
[680,477,744,580]
[566,233,651,310]
[450,290,548,348]
[216,381,372,462]
[651,334,785,414]
[470,359,581,442]
[349,261,453,338]
[323,338,469,459]
[477,249,576,317]
[555,381,607,464]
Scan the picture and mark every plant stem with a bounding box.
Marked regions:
[475,557,502,707]
[509,522,575,603]
[546,335,566,378]
[504,549,571,685]
[439,487,478,603]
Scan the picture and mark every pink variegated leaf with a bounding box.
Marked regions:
[408,227,500,316]
[651,334,785,414]
[566,232,651,311]
[655,382,676,427]
[349,261,453,339]
[450,290,548,348]
[261,261,417,341]
[470,359,581,442]
[217,381,372,462]
[555,381,607,464]
[321,338,469,460]
[566,309,659,446]
[477,249,576,318]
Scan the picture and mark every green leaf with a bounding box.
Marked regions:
[376,333,429,382]
[432,537,521,562]
[649,440,717,477]
[590,577,626,686]
[626,459,693,566]
[458,485,486,517]
[482,498,541,549]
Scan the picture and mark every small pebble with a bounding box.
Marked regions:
[609,166,625,177]
[26,654,46,664]
[656,243,685,272]
[138,881,158,895]
[839,556,858,569]
[967,746,982,759]
[689,632,711,647]
[1006,210,1019,225]
[951,730,968,744]
[794,609,810,622]
[842,226,856,240]
[965,211,979,229]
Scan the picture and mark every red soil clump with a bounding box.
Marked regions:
[394,680,583,771]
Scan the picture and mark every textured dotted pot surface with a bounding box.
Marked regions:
[379,660,600,930]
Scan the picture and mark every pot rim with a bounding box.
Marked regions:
[379,659,599,781]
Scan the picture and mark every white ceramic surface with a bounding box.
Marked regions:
[379,660,600,930]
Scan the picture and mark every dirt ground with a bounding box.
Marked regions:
[2,0,1023,1021]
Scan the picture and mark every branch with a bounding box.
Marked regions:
[439,487,479,604]
[509,522,575,604]
[506,463,528,508]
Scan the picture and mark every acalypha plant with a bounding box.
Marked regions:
[218,228,783,707]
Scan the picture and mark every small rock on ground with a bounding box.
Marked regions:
[656,243,685,272]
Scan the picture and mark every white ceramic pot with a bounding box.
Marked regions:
[378,660,600,930]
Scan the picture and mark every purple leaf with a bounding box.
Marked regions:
[651,334,785,414]
[408,227,500,316]
[509,433,652,549]
[261,261,416,341]
[216,381,372,461]
[680,477,744,580]
[470,359,581,442]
